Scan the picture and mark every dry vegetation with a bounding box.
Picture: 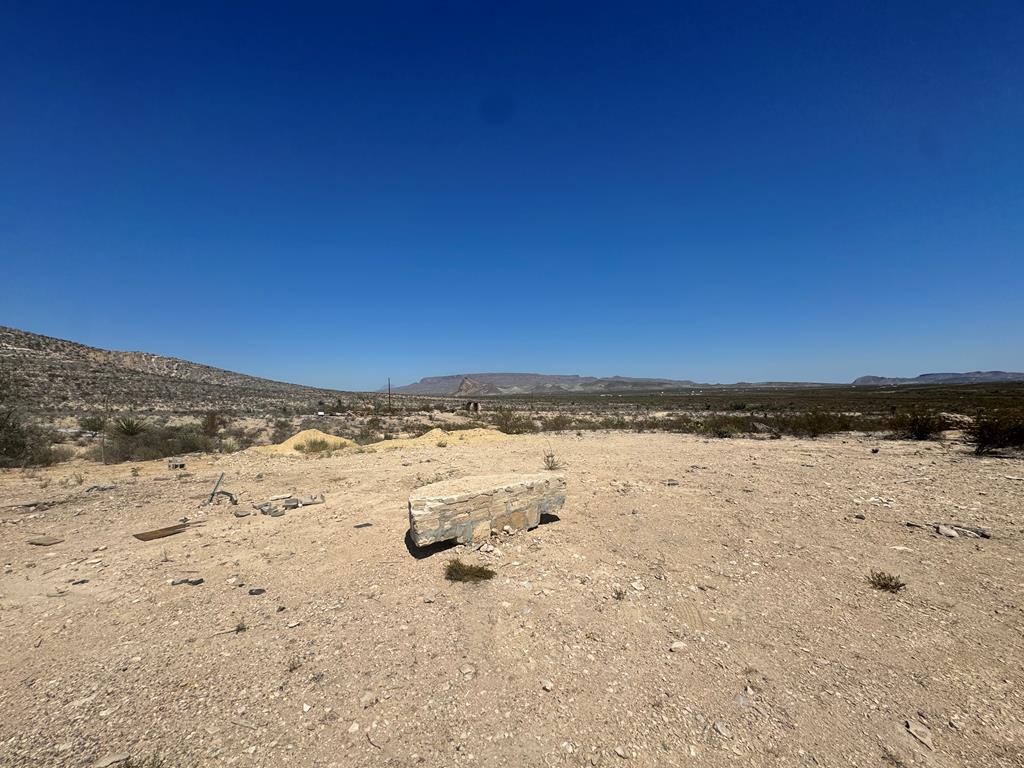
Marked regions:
[2,428,1022,767]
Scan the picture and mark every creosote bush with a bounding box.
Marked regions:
[491,408,538,435]
[889,410,945,440]
[965,411,1024,455]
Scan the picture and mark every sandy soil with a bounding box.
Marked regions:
[1,432,1022,768]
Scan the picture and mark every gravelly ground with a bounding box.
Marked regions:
[1,432,1022,768]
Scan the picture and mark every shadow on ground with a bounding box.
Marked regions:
[404,514,561,559]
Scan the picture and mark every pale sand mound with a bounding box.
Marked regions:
[360,427,510,452]
[254,428,356,455]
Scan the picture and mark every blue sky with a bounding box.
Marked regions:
[2,2,1022,390]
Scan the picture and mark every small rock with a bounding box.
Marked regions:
[92,755,130,768]
[348,721,360,734]
[541,679,554,692]
[248,588,266,596]
[936,525,959,538]
[631,580,645,592]
[905,719,933,750]
[614,746,628,759]
[670,641,686,652]
[359,691,376,709]
[854,513,866,520]
[303,703,312,713]
[713,720,732,739]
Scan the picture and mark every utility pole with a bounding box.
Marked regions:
[388,377,392,414]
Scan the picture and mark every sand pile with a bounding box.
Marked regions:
[254,428,356,455]
[360,427,510,452]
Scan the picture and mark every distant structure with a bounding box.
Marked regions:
[463,401,481,413]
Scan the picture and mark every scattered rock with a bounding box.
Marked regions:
[348,721,360,734]
[936,525,959,538]
[541,679,554,691]
[905,719,933,750]
[713,720,732,739]
[670,641,686,652]
[27,536,63,546]
[614,746,628,759]
[248,588,266,596]
[92,754,130,768]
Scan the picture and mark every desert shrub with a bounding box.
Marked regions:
[270,419,293,444]
[78,414,107,432]
[491,408,538,434]
[701,415,739,438]
[201,410,229,437]
[965,411,1024,455]
[111,416,147,437]
[542,448,562,470]
[223,424,259,450]
[444,420,484,431]
[295,437,335,453]
[889,410,945,440]
[93,424,214,463]
[540,413,573,431]
[776,411,852,438]
[867,569,906,593]
[661,415,700,433]
[1,373,66,467]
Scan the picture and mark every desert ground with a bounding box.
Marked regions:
[1,431,1023,768]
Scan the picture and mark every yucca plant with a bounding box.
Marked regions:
[111,416,146,437]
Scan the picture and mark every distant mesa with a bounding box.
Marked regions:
[395,370,1024,395]
[852,372,1024,386]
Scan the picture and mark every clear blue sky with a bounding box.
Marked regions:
[2,2,1022,390]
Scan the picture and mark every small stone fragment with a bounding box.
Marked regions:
[670,641,686,652]
[936,525,958,538]
[541,679,554,692]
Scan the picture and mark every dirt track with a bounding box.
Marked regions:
[1,432,1022,767]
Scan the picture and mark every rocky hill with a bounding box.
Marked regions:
[853,371,1024,386]
[0,325,353,414]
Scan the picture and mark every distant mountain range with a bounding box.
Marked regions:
[392,373,827,395]
[395,370,1024,395]
[851,372,1024,386]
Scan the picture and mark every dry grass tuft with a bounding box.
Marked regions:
[867,569,906,593]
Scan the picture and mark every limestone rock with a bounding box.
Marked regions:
[408,473,566,546]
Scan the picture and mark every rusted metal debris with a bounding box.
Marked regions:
[133,521,203,542]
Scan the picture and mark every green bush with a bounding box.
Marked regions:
[295,437,337,453]
[966,411,1024,455]
[1,372,67,467]
[91,424,214,463]
[78,414,107,432]
[702,415,740,438]
[889,410,945,440]
[491,408,538,434]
